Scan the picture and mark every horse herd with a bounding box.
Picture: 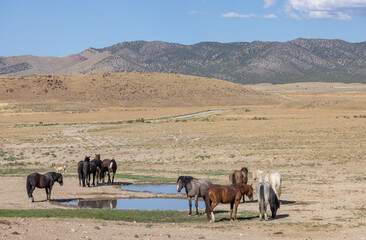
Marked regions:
[176,167,282,222]
[26,154,117,203]
[77,154,117,187]
[26,162,282,223]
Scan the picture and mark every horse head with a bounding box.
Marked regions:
[84,156,90,162]
[94,154,101,160]
[176,176,185,192]
[240,167,248,174]
[239,183,253,201]
[57,173,63,186]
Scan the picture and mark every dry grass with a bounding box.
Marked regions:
[1,78,366,239]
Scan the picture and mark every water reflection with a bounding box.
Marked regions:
[62,198,205,210]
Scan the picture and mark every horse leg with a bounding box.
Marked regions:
[92,173,95,186]
[45,188,49,201]
[234,200,240,221]
[28,185,35,203]
[195,195,199,216]
[188,197,192,216]
[112,171,115,184]
[108,170,111,184]
[230,202,234,221]
[87,173,90,187]
[264,203,268,221]
[209,202,219,223]
[48,186,53,201]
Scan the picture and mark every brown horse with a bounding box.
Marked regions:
[229,167,249,202]
[229,167,248,184]
[101,159,117,184]
[205,183,253,222]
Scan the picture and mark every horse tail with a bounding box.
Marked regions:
[232,173,236,184]
[26,175,32,197]
[260,184,265,218]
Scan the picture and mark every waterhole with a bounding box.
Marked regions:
[61,198,205,210]
[120,184,179,194]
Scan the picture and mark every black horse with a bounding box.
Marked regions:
[78,156,91,187]
[26,172,63,202]
[89,161,97,186]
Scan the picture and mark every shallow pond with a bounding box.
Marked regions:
[120,184,179,194]
[61,198,205,210]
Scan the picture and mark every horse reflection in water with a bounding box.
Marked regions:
[78,199,117,209]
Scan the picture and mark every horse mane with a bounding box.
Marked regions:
[177,176,195,183]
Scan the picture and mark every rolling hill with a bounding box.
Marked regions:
[1,39,366,84]
[0,73,281,106]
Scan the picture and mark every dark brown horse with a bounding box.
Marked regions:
[101,159,117,184]
[205,183,253,222]
[91,154,102,184]
[26,172,63,202]
[229,167,249,202]
[78,156,91,187]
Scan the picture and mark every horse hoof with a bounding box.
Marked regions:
[29,197,34,203]
[195,215,198,217]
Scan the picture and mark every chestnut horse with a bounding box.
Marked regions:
[205,183,253,222]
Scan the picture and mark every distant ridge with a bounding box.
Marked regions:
[1,39,366,84]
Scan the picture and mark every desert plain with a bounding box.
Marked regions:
[0,73,366,239]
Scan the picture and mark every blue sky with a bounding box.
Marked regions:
[1,0,366,57]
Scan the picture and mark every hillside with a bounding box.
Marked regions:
[1,39,366,84]
[0,73,281,107]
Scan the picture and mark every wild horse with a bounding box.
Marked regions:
[26,172,63,202]
[91,154,102,184]
[101,159,117,184]
[78,156,91,187]
[256,182,280,221]
[205,183,253,222]
[176,176,212,216]
[229,167,249,202]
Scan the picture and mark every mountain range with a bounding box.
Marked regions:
[1,38,366,84]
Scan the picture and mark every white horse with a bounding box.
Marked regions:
[253,170,282,199]
[252,169,264,183]
[264,172,282,200]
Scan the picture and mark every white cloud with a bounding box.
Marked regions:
[189,10,198,15]
[221,12,257,18]
[287,0,366,20]
[264,13,278,18]
[264,0,277,8]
